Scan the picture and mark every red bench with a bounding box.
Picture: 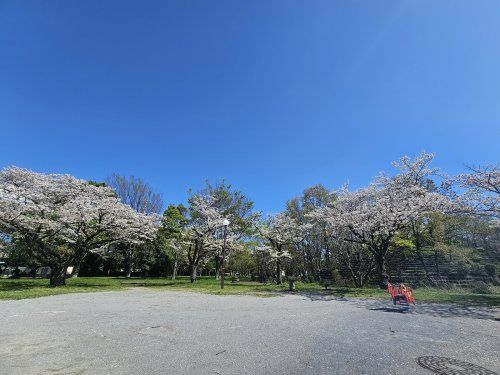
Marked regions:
[387,283,415,305]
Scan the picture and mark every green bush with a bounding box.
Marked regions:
[469,281,494,295]
[484,265,497,278]
[449,267,469,281]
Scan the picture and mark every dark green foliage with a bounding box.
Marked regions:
[79,253,105,277]
[162,204,188,236]
[469,281,495,294]
[228,248,256,276]
[87,180,107,188]
[195,180,257,236]
[484,264,497,278]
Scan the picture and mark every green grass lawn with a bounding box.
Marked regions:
[0,276,499,307]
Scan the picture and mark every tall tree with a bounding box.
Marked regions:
[178,181,258,283]
[453,164,499,218]
[310,153,451,287]
[185,194,226,283]
[286,184,334,277]
[106,173,164,277]
[199,181,257,279]
[258,213,306,284]
[162,204,189,280]
[0,167,159,286]
[106,174,164,214]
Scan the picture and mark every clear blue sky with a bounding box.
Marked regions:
[1,1,499,213]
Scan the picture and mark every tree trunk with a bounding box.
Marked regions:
[125,264,132,278]
[345,250,361,288]
[215,255,221,280]
[171,259,178,280]
[50,265,67,287]
[71,262,80,278]
[412,225,434,286]
[124,247,133,278]
[276,258,282,284]
[307,253,315,278]
[258,259,265,283]
[302,251,308,279]
[373,252,388,289]
[190,264,197,283]
[324,247,331,269]
[434,249,441,278]
[415,247,434,286]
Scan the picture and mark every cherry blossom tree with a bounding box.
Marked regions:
[258,213,306,284]
[310,153,451,287]
[286,184,336,277]
[0,167,160,286]
[166,234,189,280]
[183,193,244,283]
[453,164,499,219]
[185,194,223,282]
[197,181,257,280]
[180,181,258,283]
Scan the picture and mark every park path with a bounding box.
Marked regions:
[0,289,498,375]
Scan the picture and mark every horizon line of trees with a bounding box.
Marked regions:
[0,152,498,288]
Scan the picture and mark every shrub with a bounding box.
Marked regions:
[449,266,469,281]
[331,269,343,285]
[469,281,494,295]
[484,265,497,278]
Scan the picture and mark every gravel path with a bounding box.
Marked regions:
[0,289,498,375]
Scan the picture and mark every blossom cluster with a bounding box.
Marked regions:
[0,167,160,251]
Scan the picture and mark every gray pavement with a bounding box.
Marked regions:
[0,289,498,375]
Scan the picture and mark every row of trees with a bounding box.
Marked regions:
[280,156,499,287]
[0,152,498,288]
[115,152,498,287]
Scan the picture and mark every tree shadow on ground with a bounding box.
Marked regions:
[0,280,43,291]
[283,290,500,321]
[119,281,197,287]
[365,301,500,321]
[0,279,121,291]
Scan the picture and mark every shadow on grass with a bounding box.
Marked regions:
[122,282,176,287]
[0,279,46,291]
[66,284,121,289]
[3,278,499,315]
[442,293,500,307]
[0,279,122,291]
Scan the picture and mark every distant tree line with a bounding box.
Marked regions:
[0,153,498,289]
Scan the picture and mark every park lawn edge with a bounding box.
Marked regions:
[0,277,499,307]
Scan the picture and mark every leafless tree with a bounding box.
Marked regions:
[105,174,164,277]
[106,174,164,214]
